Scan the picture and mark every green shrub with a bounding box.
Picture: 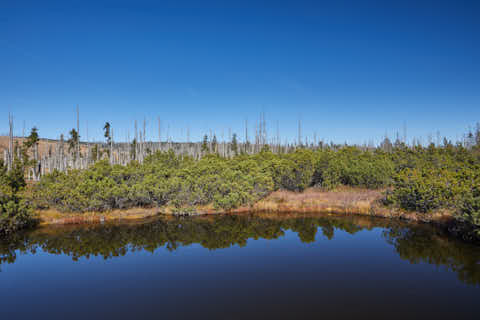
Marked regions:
[456,169,480,234]
[34,152,274,212]
[30,143,480,238]
[385,164,479,214]
[0,160,35,236]
[458,191,480,234]
[313,148,393,189]
[265,149,315,191]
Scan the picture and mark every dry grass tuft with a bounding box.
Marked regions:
[246,187,383,215]
[34,186,454,226]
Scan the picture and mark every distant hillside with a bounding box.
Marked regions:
[0,136,92,159]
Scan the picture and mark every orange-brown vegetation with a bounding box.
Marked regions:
[242,187,454,224]
[246,187,379,214]
[35,207,161,226]
[34,187,454,226]
[0,136,90,158]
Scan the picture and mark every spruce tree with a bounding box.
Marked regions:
[201,135,209,153]
[212,134,218,153]
[25,127,39,149]
[231,133,238,156]
[103,122,111,144]
[68,128,79,154]
[130,138,137,160]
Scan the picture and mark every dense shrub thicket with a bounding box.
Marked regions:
[0,160,35,236]
[312,147,394,189]
[33,148,396,213]
[34,151,275,212]
[384,143,480,234]
[32,140,480,233]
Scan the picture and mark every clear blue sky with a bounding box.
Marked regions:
[1,0,479,144]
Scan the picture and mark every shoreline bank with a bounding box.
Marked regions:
[30,187,480,243]
[35,187,454,226]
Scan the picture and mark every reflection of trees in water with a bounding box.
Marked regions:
[383,226,480,285]
[1,214,479,285]
[0,232,38,267]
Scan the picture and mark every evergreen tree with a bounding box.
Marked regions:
[103,122,111,144]
[68,128,79,154]
[231,133,238,156]
[130,138,137,160]
[380,137,393,152]
[201,135,209,153]
[212,135,218,153]
[25,127,39,149]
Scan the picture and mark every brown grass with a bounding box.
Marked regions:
[35,207,162,226]
[0,136,90,159]
[244,187,381,215]
[34,186,455,227]
[231,187,454,225]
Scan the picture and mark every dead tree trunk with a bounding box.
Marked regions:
[7,113,14,170]
[76,105,80,161]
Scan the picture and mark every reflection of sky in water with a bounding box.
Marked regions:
[1,215,479,320]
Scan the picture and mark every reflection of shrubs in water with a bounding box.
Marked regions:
[0,232,38,271]
[383,226,480,285]
[1,214,479,285]
[0,215,362,268]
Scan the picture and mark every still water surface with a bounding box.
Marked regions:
[1,213,479,319]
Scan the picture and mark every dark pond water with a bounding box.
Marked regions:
[1,213,479,320]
